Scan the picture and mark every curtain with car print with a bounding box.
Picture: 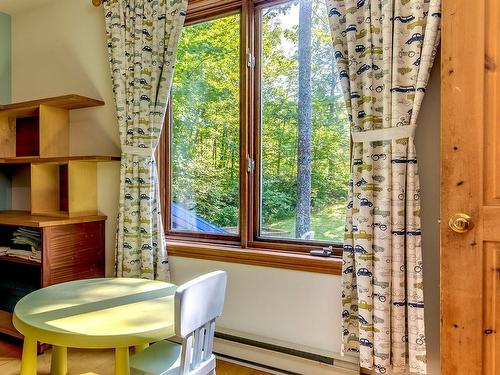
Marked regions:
[103,0,187,280]
[326,0,440,373]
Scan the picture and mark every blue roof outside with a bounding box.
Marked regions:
[171,202,227,234]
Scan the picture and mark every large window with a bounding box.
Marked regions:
[162,0,349,253]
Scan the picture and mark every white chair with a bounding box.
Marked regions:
[130,271,228,375]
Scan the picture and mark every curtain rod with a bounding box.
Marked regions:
[92,0,102,6]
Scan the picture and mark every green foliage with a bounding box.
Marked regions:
[172,15,240,229]
[171,0,350,241]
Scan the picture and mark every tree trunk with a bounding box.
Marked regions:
[296,0,313,239]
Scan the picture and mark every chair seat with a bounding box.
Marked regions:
[131,340,182,375]
[130,340,217,375]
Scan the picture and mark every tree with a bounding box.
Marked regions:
[295,0,313,238]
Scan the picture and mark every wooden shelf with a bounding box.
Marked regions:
[0,95,106,159]
[0,211,107,227]
[0,255,40,267]
[0,94,104,118]
[0,155,120,164]
[0,310,22,339]
[0,94,108,348]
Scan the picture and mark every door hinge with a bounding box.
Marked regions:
[247,50,255,69]
[247,156,255,173]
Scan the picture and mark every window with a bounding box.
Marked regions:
[258,0,349,243]
[170,14,241,238]
[161,0,349,255]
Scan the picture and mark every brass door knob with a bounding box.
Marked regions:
[448,213,473,233]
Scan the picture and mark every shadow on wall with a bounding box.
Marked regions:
[415,53,440,375]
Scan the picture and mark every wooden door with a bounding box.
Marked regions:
[441,0,499,373]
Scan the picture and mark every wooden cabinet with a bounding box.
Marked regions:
[0,95,118,342]
[0,213,106,339]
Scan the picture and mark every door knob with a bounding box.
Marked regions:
[448,213,473,233]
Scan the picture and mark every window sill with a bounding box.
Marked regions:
[166,240,342,275]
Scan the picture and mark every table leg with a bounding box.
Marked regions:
[20,337,37,375]
[115,347,130,375]
[51,345,68,375]
[134,343,149,353]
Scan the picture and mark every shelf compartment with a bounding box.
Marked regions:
[31,160,97,217]
[0,164,31,212]
[16,116,39,157]
[0,104,69,158]
[0,224,40,249]
[0,261,40,313]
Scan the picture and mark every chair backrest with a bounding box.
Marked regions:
[175,271,227,375]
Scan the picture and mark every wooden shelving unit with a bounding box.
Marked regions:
[0,95,119,218]
[0,155,119,164]
[0,95,116,344]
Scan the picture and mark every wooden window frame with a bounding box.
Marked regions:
[158,0,343,274]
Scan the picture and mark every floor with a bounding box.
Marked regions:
[0,337,271,375]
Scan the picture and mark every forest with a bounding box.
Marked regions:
[171,0,350,242]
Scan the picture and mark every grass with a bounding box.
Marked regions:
[264,201,346,242]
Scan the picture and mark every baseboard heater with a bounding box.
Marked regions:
[215,332,333,364]
[212,331,359,375]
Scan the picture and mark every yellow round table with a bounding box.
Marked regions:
[12,278,177,375]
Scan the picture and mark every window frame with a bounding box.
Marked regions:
[161,2,246,246]
[158,0,345,266]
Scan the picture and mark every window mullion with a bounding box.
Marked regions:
[240,0,254,248]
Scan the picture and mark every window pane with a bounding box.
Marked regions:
[171,14,240,235]
[259,0,349,242]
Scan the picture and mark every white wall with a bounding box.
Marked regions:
[7,0,441,373]
[8,0,121,272]
[0,11,11,104]
[170,257,346,356]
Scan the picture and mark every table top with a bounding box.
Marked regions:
[12,278,177,348]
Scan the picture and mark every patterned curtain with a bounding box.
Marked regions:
[103,0,187,280]
[326,0,440,373]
